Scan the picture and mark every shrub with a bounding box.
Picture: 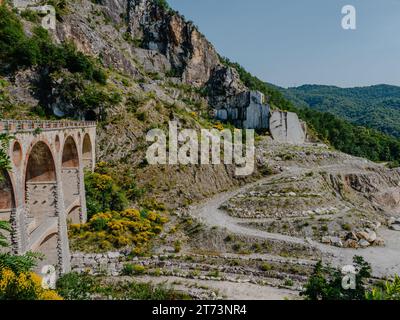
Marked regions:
[69,208,167,252]
[232,242,242,252]
[20,9,40,23]
[260,263,272,272]
[224,235,233,242]
[301,256,372,300]
[342,223,352,231]
[366,275,400,300]
[174,240,181,253]
[136,111,147,122]
[56,272,96,300]
[213,122,224,131]
[155,0,171,12]
[284,278,294,287]
[0,268,62,300]
[0,251,42,275]
[122,264,146,276]
[0,221,61,300]
[84,170,128,218]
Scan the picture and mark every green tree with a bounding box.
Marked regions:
[84,170,128,218]
[301,256,372,300]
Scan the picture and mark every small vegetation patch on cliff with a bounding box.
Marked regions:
[0,4,117,119]
[0,5,106,82]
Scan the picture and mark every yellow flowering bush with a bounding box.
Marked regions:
[213,122,225,131]
[69,208,167,253]
[85,170,128,218]
[0,268,62,300]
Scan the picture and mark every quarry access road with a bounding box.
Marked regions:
[190,165,400,278]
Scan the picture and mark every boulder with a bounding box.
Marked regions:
[321,236,331,244]
[344,239,358,249]
[364,229,377,243]
[390,224,400,231]
[358,239,370,248]
[374,222,382,230]
[373,237,385,247]
[345,231,358,241]
[107,252,120,259]
[356,231,369,241]
[330,237,343,247]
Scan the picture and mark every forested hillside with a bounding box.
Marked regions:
[283,84,400,138]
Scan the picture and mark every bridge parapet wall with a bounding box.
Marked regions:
[0,120,96,133]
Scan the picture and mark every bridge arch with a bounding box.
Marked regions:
[12,141,22,167]
[0,170,15,253]
[82,133,93,170]
[37,232,58,266]
[25,140,57,228]
[0,170,16,228]
[35,232,59,269]
[26,141,56,183]
[67,205,81,225]
[0,170,15,212]
[25,141,59,269]
[62,136,79,168]
[61,136,81,223]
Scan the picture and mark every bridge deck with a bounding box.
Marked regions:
[0,120,96,133]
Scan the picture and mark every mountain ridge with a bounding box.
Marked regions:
[280,83,400,138]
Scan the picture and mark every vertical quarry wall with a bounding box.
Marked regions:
[269,111,306,144]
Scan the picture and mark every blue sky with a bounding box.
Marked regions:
[168,0,400,88]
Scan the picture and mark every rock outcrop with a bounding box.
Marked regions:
[206,65,247,107]
[269,111,307,144]
[126,0,222,87]
[214,91,270,130]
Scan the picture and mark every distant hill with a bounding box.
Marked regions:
[281,84,400,138]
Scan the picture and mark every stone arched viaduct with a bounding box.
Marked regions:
[0,120,96,274]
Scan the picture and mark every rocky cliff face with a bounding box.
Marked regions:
[126,0,221,87]
[55,0,244,101]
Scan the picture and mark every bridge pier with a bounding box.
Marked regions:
[0,120,96,274]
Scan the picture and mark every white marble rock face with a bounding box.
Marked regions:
[12,1,56,31]
[13,0,40,8]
